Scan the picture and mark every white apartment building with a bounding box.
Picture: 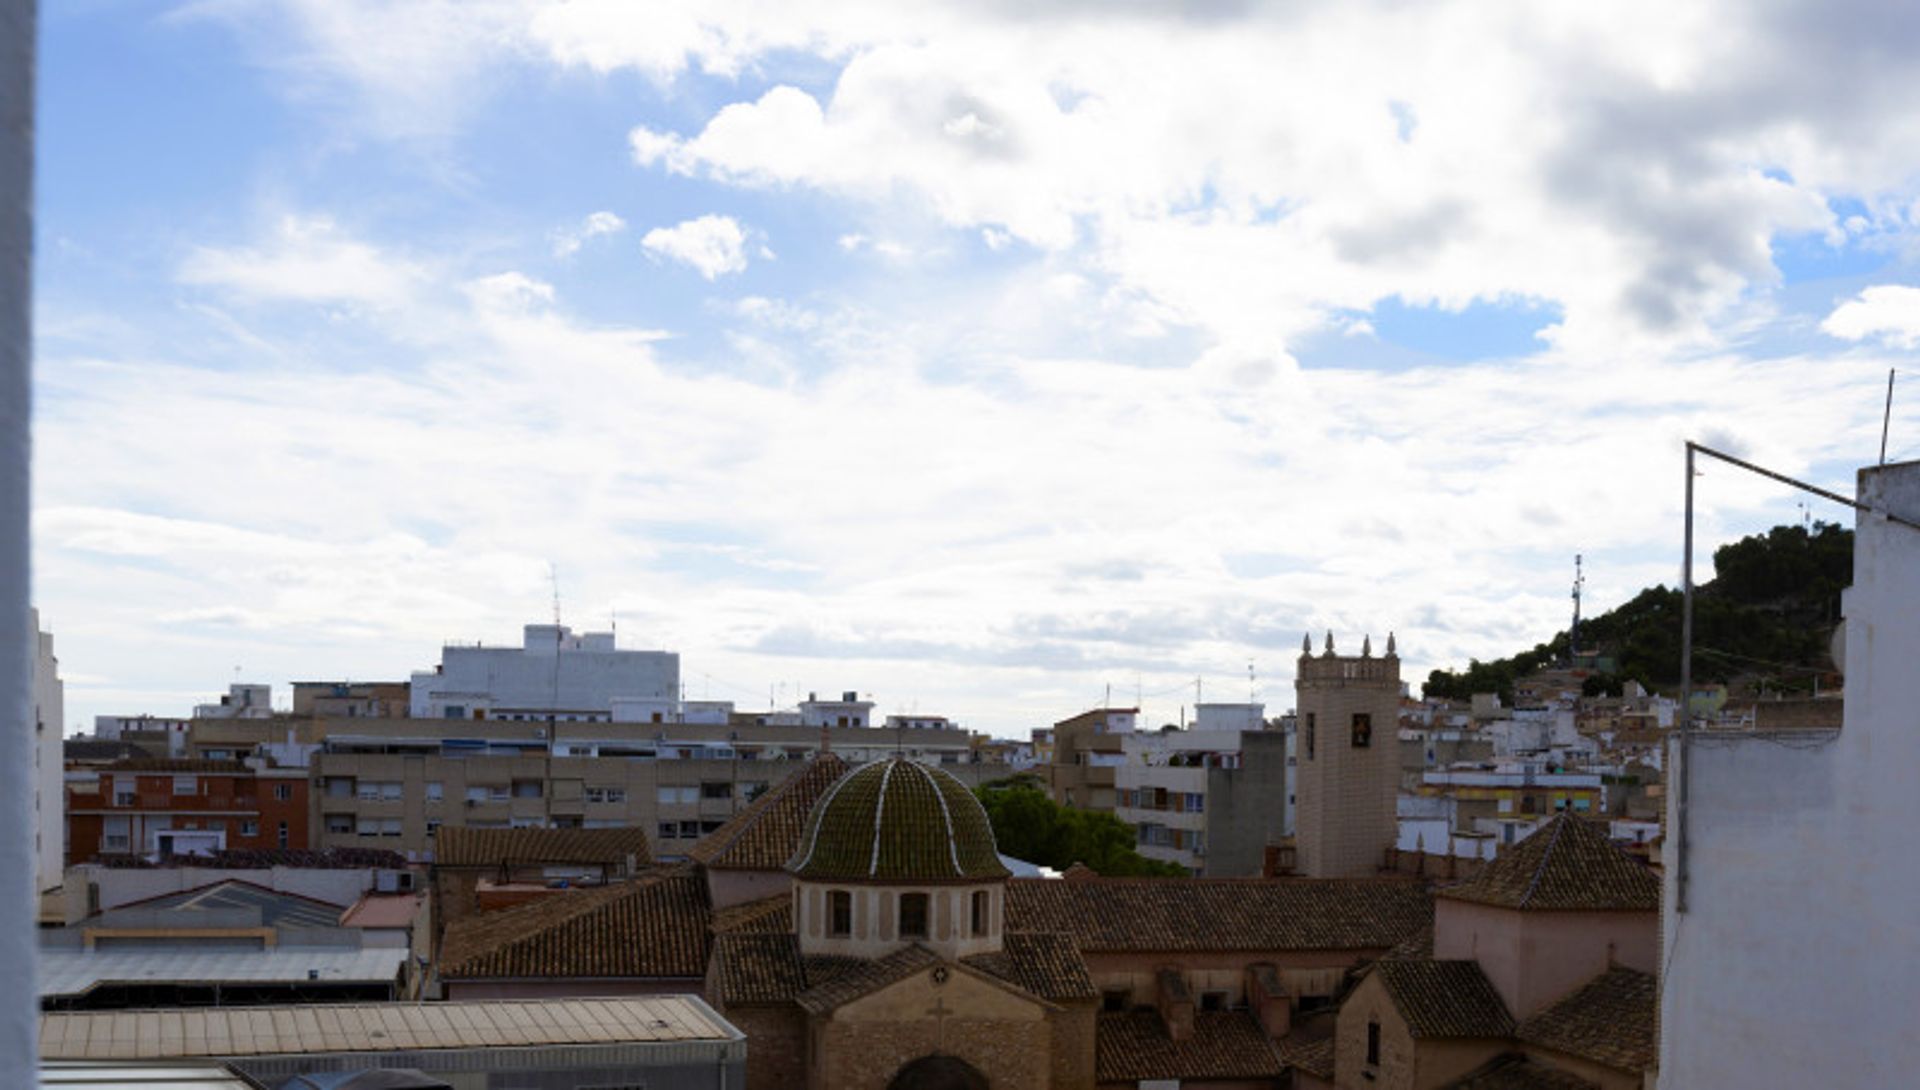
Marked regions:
[409,623,680,722]
[1111,705,1290,877]
[193,682,272,719]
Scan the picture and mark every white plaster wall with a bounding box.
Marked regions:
[410,626,680,718]
[1,6,37,1078]
[1660,461,1920,1087]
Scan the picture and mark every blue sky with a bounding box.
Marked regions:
[31,1,1920,735]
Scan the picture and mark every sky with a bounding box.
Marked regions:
[31,0,1920,738]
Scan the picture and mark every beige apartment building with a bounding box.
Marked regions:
[302,717,1000,859]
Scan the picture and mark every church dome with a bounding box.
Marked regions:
[788,757,1010,882]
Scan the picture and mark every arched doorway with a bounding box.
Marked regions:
[887,1053,989,1090]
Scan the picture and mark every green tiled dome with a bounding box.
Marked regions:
[788,757,1010,882]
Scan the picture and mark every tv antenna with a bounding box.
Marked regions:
[1569,554,1584,662]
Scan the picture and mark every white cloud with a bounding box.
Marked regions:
[550,210,627,257]
[177,216,424,308]
[1822,285,1920,348]
[641,214,753,279]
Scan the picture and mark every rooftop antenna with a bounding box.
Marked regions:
[1569,554,1584,663]
[1881,367,1895,466]
[547,564,563,733]
[1248,660,1256,704]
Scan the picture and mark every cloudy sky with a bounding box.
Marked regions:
[33,1,1920,736]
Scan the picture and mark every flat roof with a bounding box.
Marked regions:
[41,1059,262,1088]
[42,997,741,1060]
[40,947,407,1000]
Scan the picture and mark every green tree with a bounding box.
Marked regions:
[974,778,1187,877]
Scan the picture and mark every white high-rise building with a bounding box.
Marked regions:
[31,609,63,894]
[410,623,681,723]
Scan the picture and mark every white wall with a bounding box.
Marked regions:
[0,6,37,1079]
[1660,461,1920,1087]
[410,624,680,720]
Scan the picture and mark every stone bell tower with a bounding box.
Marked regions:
[1294,631,1401,879]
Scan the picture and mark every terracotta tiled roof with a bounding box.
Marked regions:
[963,932,1098,1002]
[794,944,945,1014]
[709,894,792,935]
[1373,960,1514,1038]
[1005,877,1432,952]
[689,754,849,870]
[1385,926,1434,960]
[1516,967,1657,1072]
[1276,1036,1335,1080]
[789,758,1009,882]
[1442,1052,1601,1089]
[711,933,811,1005]
[439,868,708,979]
[1437,814,1658,912]
[434,825,653,869]
[1095,1012,1285,1083]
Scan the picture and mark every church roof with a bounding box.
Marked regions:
[688,754,849,871]
[788,757,1009,882]
[709,930,1096,1009]
[1006,877,1431,952]
[1436,814,1659,912]
[1096,1012,1287,1083]
[433,825,652,869]
[1516,966,1658,1072]
[439,868,708,980]
[1372,959,1514,1038]
[1442,1053,1601,1089]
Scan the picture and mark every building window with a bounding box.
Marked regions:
[1366,1020,1381,1066]
[1200,991,1227,1012]
[512,780,542,799]
[426,819,441,838]
[971,890,989,936]
[829,890,852,937]
[1305,713,1316,759]
[1102,989,1130,1013]
[325,815,352,835]
[172,776,198,796]
[425,781,444,802]
[700,782,732,800]
[240,820,259,837]
[1351,713,1372,748]
[273,783,293,802]
[278,822,290,848]
[899,892,929,939]
[658,822,678,841]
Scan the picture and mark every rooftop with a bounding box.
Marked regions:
[1096,1011,1286,1083]
[1436,813,1660,912]
[1516,966,1658,1072]
[438,868,708,980]
[40,996,740,1060]
[39,947,407,1002]
[1371,959,1514,1038]
[688,753,848,871]
[432,825,652,869]
[789,757,1009,882]
[1005,877,1431,952]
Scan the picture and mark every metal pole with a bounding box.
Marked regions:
[1678,442,1695,915]
[1882,368,1895,466]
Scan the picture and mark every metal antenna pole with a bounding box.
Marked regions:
[1678,443,1697,914]
[1882,368,1895,466]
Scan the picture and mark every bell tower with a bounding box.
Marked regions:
[1294,631,1401,879]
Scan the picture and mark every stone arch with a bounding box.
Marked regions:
[887,1053,989,1090]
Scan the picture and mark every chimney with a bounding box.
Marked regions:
[1155,967,1194,1041]
[1247,963,1291,1037]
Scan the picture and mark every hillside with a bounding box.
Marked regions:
[1423,521,1852,702]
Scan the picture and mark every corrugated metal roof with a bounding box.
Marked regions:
[39,947,408,999]
[41,997,741,1060]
